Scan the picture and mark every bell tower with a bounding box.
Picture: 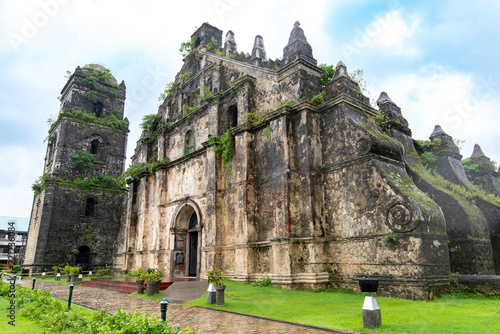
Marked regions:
[24,64,129,273]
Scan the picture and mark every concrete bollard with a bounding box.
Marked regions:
[207,283,216,304]
[362,296,382,328]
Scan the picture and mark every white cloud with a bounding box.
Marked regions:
[0,146,44,217]
[341,9,422,61]
[370,65,500,160]
[0,0,333,218]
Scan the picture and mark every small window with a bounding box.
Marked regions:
[132,181,139,204]
[185,131,195,155]
[90,139,100,155]
[93,102,103,117]
[228,105,238,128]
[84,198,95,216]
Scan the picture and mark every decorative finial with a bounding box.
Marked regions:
[471,144,486,159]
[332,61,348,79]
[376,92,394,105]
[430,125,449,139]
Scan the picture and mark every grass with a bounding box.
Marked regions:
[186,281,500,333]
[26,274,114,286]
[0,298,51,333]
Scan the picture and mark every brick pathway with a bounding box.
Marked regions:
[16,279,357,334]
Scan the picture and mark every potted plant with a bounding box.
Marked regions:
[142,272,157,296]
[52,265,61,281]
[64,264,72,282]
[130,267,146,294]
[143,269,166,296]
[154,268,166,294]
[207,266,229,306]
[70,266,80,282]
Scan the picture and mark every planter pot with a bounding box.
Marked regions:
[155,280,161,294]
[71,274,78,282]
[214,285,226,306]
[146,281,157,296]
[66,275,71,282]
[136,280,144,294]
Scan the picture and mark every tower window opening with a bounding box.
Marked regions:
[84,198,95,216]
[93,102,103,117]
[228,105,238,128]
[185,131,195,155]
[90,139,100,155]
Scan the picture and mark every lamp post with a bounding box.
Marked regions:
[68,284,75,309]
[32,278,36,290]
[158,298,171,321]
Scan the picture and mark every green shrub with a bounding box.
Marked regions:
[208,130,233,179]
[252,274,272,287]
[10,265,22,273]
[420,151,438,167]
[32,173,50,196]
[2,282,197,333]
[140,114,160,132]
[462,158,480,179]
[72,150,95,171]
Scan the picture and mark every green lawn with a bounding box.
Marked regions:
[0,297,51,333]
[186,281,500,333]
[25,274,114,286]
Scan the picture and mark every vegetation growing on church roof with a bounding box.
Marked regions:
[48,107,128,134]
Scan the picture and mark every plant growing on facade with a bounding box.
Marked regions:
[69,249,80,257]
[383,233,397,243]
[208,129,233,179]
[462,158,480,179]
[52,107,128,132]
[32,173,50,196]
[179,36,197,57]
[243,112,263,126]
[72,150,95,171]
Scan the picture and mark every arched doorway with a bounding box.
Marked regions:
[75,245,90,271]
[171,202,201,278]
[188,212,198,276]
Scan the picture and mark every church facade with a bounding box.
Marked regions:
[111,22,500,299]
[25,22,500,299]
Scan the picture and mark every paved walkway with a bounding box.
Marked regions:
[15,279,357,334]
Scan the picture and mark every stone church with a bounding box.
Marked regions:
[25,22,500,299]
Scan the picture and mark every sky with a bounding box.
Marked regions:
[1,0,499,219]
